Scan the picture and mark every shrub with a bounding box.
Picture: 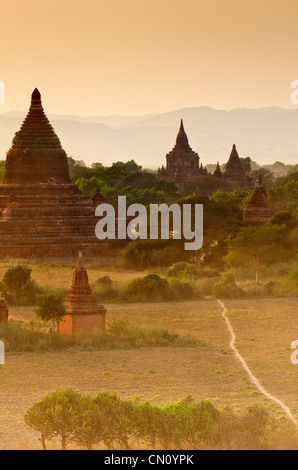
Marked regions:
[124,240,187,269]
[197,268,221,278]
[168,279,200,300]
[167,262,198,279]
[0,319,196,352]
[25,391,280,450]
[123,274,170,301]
[213,273,243,299]
[92,276,118,302]
[287,270,298,288]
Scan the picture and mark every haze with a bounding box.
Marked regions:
[1,0,298,116]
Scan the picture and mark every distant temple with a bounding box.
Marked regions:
[157,121,254,190]
[213,162,223,178]
[243,176,273,225]
[0,89,105,257]
[157,120,208,188]
[58,252,106,335]
[223,144,253,188]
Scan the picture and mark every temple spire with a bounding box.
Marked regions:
[30,88,42,111]
[78,250,83,268]
[176,118,189,147]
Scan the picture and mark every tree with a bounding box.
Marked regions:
[72,395,104,450]
[225,224,289,283]
[240,157,252,174]
[0,265,41,305]
[250,168,274,189]
[25,389,82,450]
[76,176,102,198]
[35,290,66,331]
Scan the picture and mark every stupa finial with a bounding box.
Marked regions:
[30,88,42,110]
[78,250,83,268]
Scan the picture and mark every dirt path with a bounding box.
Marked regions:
[217,299,298,430]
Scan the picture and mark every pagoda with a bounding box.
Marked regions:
[243,176,273,225]
[213,162,223,178]
[59,252,106,335]
[0,89,105,257]
[224,144,253,188]
[157,120,207,188]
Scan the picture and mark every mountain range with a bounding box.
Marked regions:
[0,107,297,168]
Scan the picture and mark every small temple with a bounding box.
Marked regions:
[213,162,223,178]
[0,299,8,323]
[0,89,105,258]
[58,252,106,335]
[243,176,273,225]
[223,144,253,188]
[157,120,207,188]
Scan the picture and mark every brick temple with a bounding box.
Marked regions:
[157,120,208,188]
[58,252,106,335]
[223,144,253,188]
[0,89,105,258]
[243,176,273,225]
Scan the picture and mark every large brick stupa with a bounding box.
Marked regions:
[0,89,104,257]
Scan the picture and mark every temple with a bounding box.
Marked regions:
[58,252,106,335]
[223,144,253,188]
[157,120,207,188]
[213,162,223,178]
[0,89,105,257]
[243,176,273,225]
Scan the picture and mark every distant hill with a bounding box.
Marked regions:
[0,107,297,168]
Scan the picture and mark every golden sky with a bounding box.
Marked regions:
[1,0,298,115]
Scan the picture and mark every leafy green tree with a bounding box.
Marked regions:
[76,176,102,198]
[250,168,274,189]
[0,265,41,305]
[210,189,253,209]
[225,224,289,283]
[240,157,252,174]
[25,389,82,450]
[72,395,104,450]
[35,290,66,331]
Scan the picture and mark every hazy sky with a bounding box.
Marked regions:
[1,0,298,115]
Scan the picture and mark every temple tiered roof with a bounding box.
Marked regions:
[224,144,253,188]
[243,176,273,224]
[214,162,223,178]
[12,88,61,150]
[66,252,107,316]
[3,89,71,186]
[0,89,106,257]
[157,119,207,187]
[59,253,106,335]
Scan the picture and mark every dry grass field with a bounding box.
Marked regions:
[0,292,298,449]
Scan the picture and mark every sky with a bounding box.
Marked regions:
[1,0,298,116]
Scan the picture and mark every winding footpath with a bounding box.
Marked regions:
[217,299,298,430]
